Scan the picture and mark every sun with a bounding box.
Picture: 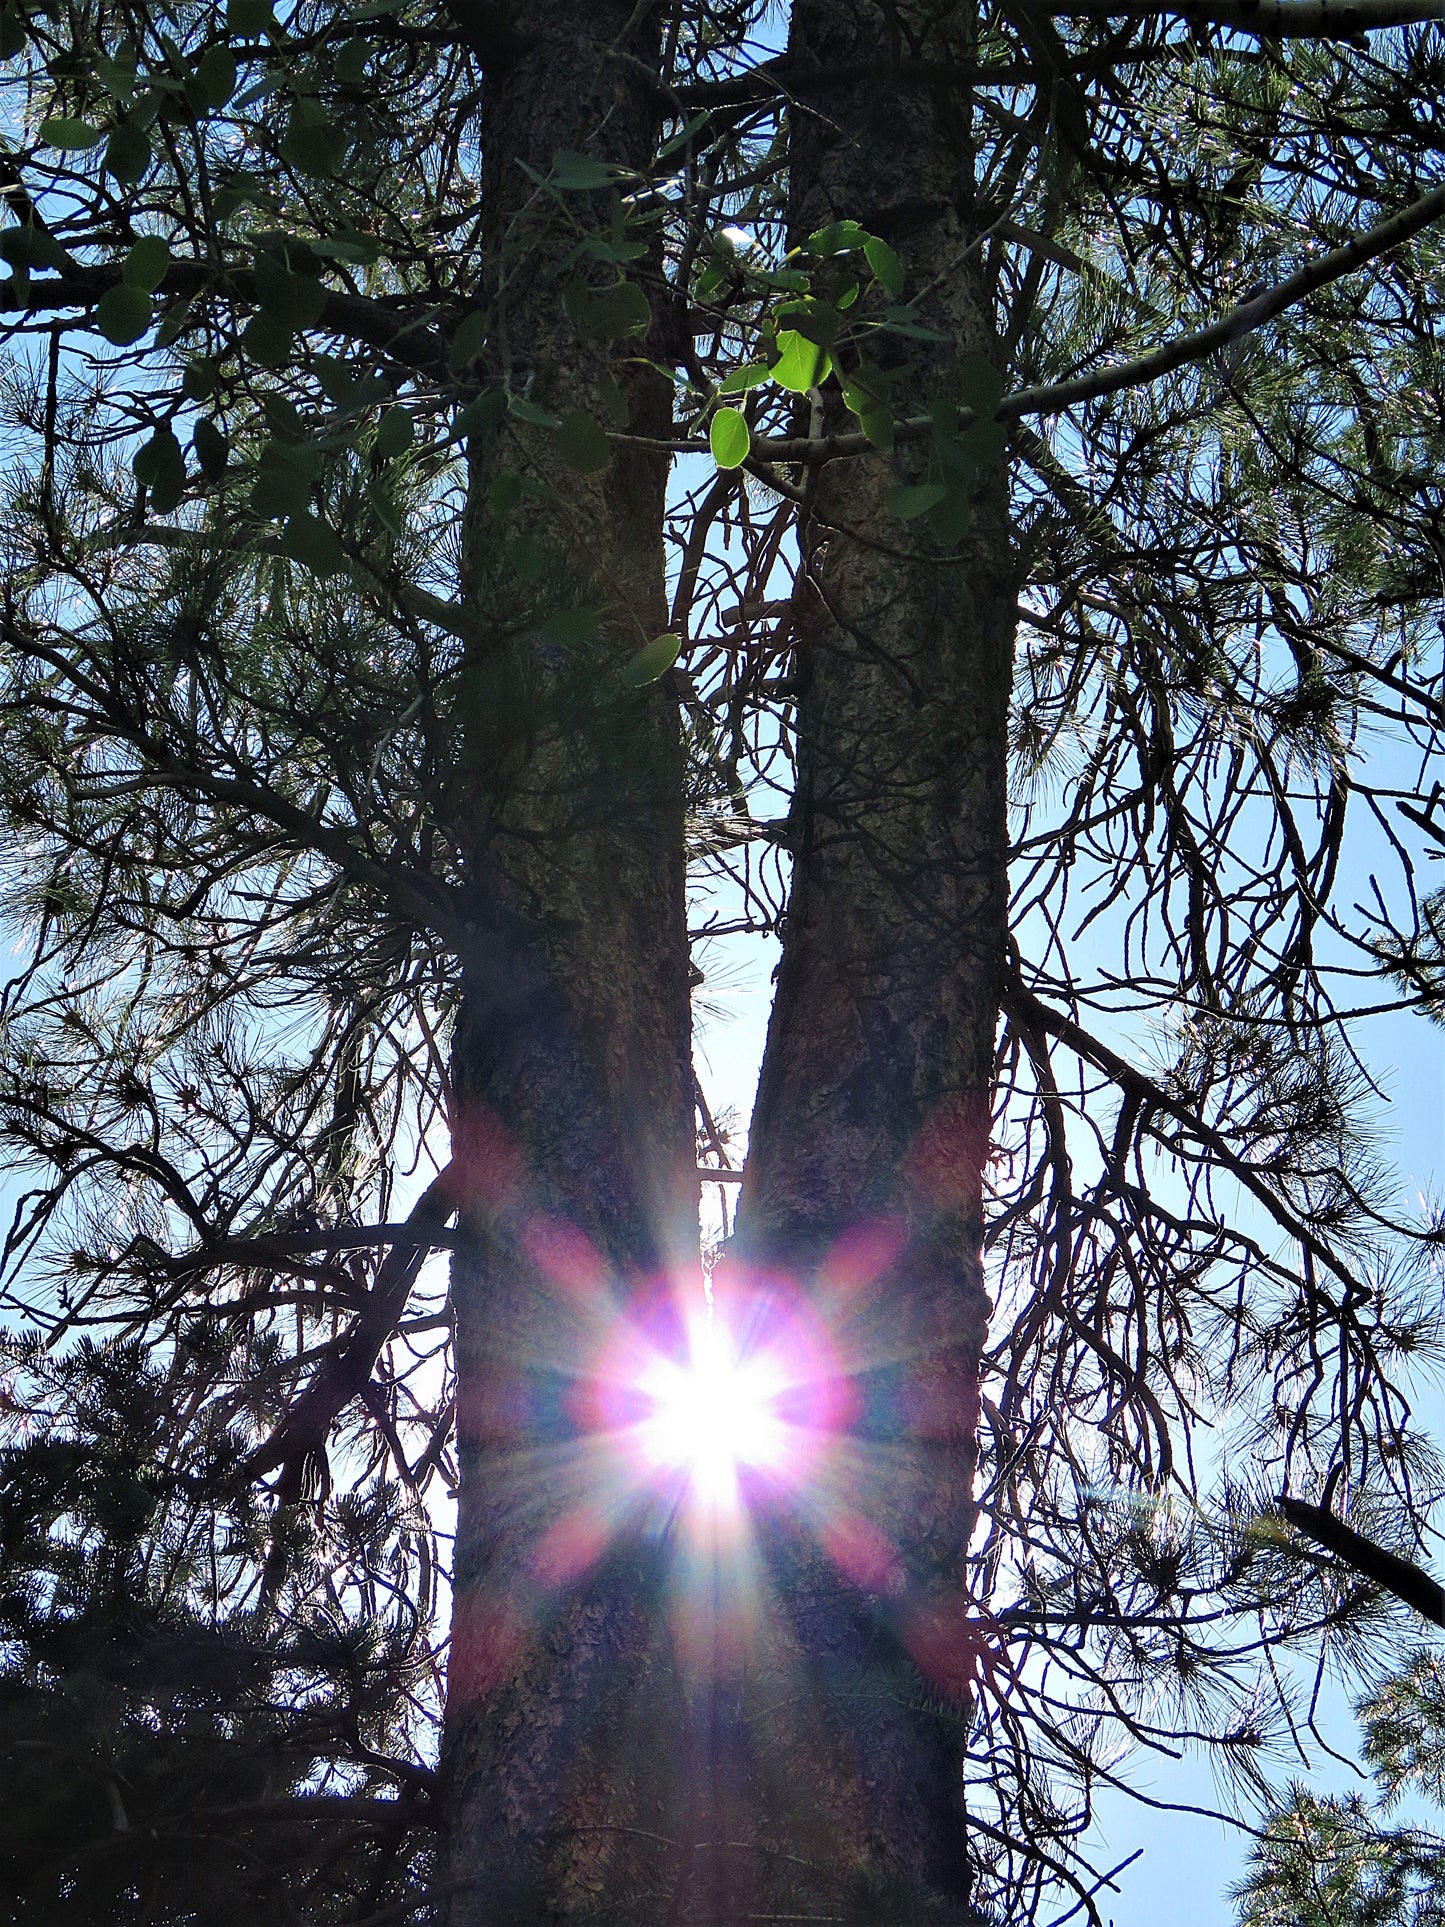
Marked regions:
[634,1309,789,1511]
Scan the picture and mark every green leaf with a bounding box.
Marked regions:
[863,235,903,297]
[0,7,28,59]
[154,295,194,348]
[227,0,274,35]
[769,329,828,394]
[121,235,171,293]
[955,351,1003,416]
[1,222,67,272]
[557,409,610,474]
[281,511,344,576]
[453,391,506,442]
[196,44,237,110]
[595,369,629,428]
[487,470,524,519]
[40,117,103,152]
[253,252,326,329]
[539,606,601,649]
[507,394,562,429]
[181,356,218,402]
[621,632,682,688]
[880,307,946,342]
[133,426,185,512]
[930,397,975,479]
[261,392,305,440]
[334,38,371,84]
[775,297,840,349]
[96,282,152,346]
[192,416,228,481]
[928,483,972,547]
[250,441,320,519]
[885,482,947,522]
[552,148,613,191]
[719,363,769,396]
[310,232,379,265]
[449,308,486,371]
[373,407,413,460]
[104,119,151,185]
[562,276,650,341]
[709,407,750,471]
[964,419,1009,466]
[507,533,547,584]
[280,109,345,178]
[842,369,896,448]
[241,310,294,367]
[809,219,868,257]
[365,477,405,539]
[854,402,894,451]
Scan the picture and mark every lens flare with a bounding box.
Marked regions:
[634,1308,788,1510]
[581,1273,848,1545]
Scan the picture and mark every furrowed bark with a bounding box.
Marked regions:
[440,5,695,1919]
[727,1,1016,1915]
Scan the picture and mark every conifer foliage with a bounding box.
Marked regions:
[0,0,1443,1921]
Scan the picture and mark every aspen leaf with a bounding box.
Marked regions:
[955,351,1003,416]
[121,235,170,293]
[227,0,273,32]
[621,632,682,688]
[557,410,610,474]
[539,607,601,648]
[809,220,867,256]
[769,329,828,394]
[718,363,769,395]
[133,426,185,512]
[552,149,614,190]
[40,117,103,151]
[864,235,903,297]
[709,407,750,470]
[373,407,414,460]
[192,416,228,481]
[182,356,218,401]
[885,483,947,522]
[96,282,152,345]
[281,511,344,576]
[196,44,237,109]
[104,119,151,184]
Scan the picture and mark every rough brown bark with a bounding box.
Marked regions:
[726,0,1016,1914]
[440,1,1014,1918]
[440,5,696,1919]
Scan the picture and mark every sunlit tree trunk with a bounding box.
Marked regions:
[440,1,1013,1919]
[727,0,1016,1915]
[440,4,696,1918]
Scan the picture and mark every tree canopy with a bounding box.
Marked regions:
[1,0,1444,1921]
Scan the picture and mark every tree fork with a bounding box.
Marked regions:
[730,0,1016,1915]
[440,3,696,1920]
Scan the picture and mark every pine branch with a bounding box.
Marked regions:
[1279,1497,1445,1627]
[246,1162,460,1496]
[1053,0,1445,33]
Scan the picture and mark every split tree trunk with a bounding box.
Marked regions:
[441,5,696,1919]
[440,0,1014,1919]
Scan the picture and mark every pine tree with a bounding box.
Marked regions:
[0,1,1443,1922]
[1237,1652,1445,1927]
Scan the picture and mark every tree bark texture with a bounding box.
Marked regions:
[728,0,1016,1915]
[441,0,1014,1918]
[442,5,696,1919]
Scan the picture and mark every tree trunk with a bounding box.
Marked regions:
[440,0,1014,1918]
[725,0,1016,1914]
[441,5,696,1919]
